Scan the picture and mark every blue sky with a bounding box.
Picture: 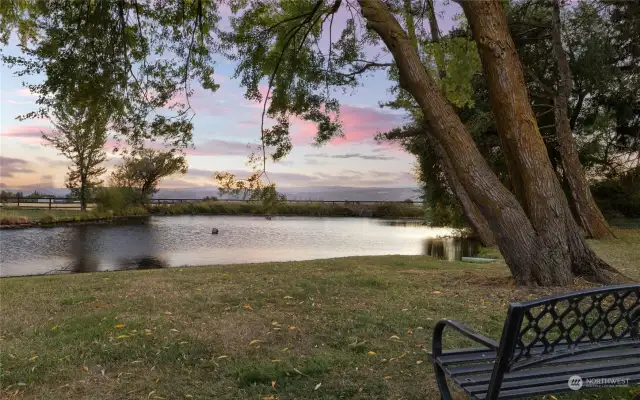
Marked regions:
[0,2,460,193]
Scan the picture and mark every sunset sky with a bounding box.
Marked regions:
[0,3,459,194]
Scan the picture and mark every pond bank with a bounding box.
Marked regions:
[147,200,424,219]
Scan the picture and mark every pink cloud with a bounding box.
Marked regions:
[185,139,260,156]
[17,88,36,97]
[333,105,403,145]
[290,105,403,147]
[1,125,53,144]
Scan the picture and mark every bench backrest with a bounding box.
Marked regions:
[486,283,640,399]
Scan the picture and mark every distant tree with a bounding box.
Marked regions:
[111,149,188,203]
[26,191,54,198]
[1,191,15,199]
[44,105,108,211]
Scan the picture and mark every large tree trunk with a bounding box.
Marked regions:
[357,0,617,285]
[429,136,496,246]
[460,0,616,282]
[550,0,614,239]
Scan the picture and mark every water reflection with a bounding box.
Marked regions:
[423,237,480,261]
[63,223,168,273]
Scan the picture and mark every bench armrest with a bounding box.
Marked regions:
[431,319,499,357]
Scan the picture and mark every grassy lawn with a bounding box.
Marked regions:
[0,229,638,399]
[0,208,82,221]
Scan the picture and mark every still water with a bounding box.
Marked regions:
[0,215,463,277]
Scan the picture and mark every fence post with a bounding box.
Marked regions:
[17,197,20,207]
[49,198,52,210]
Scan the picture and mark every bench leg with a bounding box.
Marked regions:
[433,361,453,400]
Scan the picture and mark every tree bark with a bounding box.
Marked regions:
[460,0,616,282]
[357,0,618,285]
[80,175,87,212]
[429,136,496,246]
[550,0,614,239]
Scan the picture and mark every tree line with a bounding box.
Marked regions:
[1,0,637,286]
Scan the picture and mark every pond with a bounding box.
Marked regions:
[0,215,476,277]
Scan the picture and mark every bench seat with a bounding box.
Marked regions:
[433,342,640,399]
[430,284,640,399]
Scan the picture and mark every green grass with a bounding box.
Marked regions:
[0,207,147,226]
[0,229,638,399]
[148,200,423,219]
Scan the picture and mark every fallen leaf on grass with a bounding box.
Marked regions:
[416,360,424,364]
[271,321,281,327]
[390,353,407,361]
[288,326,296,331]
[115,324,126,329]
[29,356,38,361]
[217,355,228,359]
[184,395,193,399]
[116,335,129,340]
[164,311,172,315]
[432,291,441,294]
[262,396,279,400]
[272,380,277,389]
[314,383,322,391]
[388,335,400,341]
[407,330,413,335]
[170,329,178,333]
[367,351,377,355]
[242,304,253,310]
[82,365,89,372]
[284,296,293,299]
[249,339,264,346]
[384,376,393,380]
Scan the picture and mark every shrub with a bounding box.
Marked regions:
[0,216,29,225]
[39,214,56,224]
[591,169,640,218]
[372,202,421,218]
[94,187,143,212]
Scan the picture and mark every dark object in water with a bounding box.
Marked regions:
[265,216,272,220]
[211,228,219,234]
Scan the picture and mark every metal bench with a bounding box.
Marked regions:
[430,283,640,399]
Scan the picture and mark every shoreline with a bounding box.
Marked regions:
[0,213,425,230]
[0,215,149,230]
